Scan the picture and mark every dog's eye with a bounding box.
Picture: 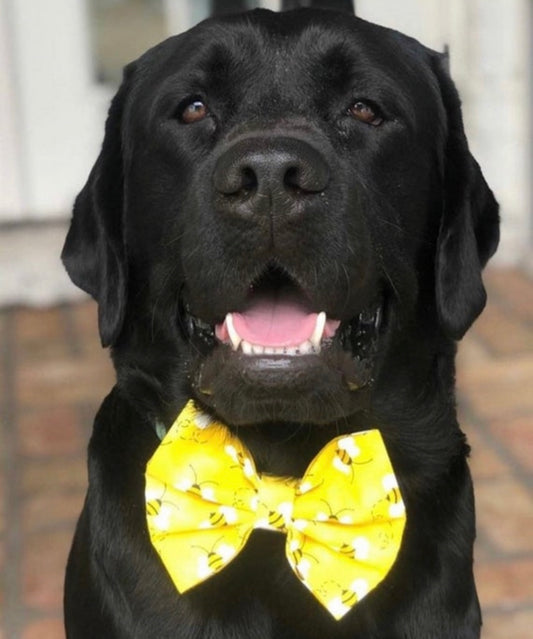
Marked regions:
[349,101,383,127]
[179,99,208,124]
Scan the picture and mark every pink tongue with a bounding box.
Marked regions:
[215,292,340,347]
[233,298,318,347]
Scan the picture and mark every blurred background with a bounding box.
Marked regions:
[0,1,531,637]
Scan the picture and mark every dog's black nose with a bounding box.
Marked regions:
[213,136,330,219]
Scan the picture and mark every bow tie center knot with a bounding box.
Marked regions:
[255,474,300,533]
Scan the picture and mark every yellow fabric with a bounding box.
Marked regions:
[145,400,406,620]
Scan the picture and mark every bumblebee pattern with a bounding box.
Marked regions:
[317,578,371,619]
[191,536,237,579]
[145,400,406,620]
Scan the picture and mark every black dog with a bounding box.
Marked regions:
[62,6,499,638]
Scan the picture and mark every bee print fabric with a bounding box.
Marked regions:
[145,401,406,620]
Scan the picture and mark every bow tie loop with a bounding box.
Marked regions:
[145,401,406,620]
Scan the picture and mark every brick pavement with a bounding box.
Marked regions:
[0,268,531,638]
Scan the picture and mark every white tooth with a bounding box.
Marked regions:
[273,347,285,355]
[226,313,242,351]
[298,340,313,355]
[241,340,252,355]
[264,347,274,354]
[310,312,326,350]
[252,344,265,354]
[285,347,298,355]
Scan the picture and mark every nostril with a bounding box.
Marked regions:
[240,167,257,195]
[283,165,322,196]
[225,167,257,201]
[215,163,258,198]
[283,163,327,195]
[284,166,305,195]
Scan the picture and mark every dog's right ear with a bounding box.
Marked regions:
[62,64,135,347]
[432,54,499,340]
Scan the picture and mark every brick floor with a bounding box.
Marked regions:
[0,268,532,638]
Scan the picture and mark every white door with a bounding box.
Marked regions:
[1,0,107,221]
[0,0,212,223]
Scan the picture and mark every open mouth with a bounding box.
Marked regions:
[183,265,384,388]
[214,268,341,356]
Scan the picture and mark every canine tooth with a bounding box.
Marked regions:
[298,340,313,355]
[241,340,253,355]
[225,313,242,351]
[374,306,383,330]
[310,312,326,350]
[253,344,265,354]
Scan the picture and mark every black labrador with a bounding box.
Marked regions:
[62,6,499,638]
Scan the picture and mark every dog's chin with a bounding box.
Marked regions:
[180,266,386,425]
[190,341,378,426]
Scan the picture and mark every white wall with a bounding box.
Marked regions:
[0,0,23,220]
[0,0,111,221]
[462,0,531,266]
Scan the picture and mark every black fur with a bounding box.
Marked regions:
[62,8,498,638]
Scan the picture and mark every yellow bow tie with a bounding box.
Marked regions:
[145,401,406,620]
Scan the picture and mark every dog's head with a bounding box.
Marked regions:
[62,9,498,427]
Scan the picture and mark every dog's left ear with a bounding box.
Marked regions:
[432,54,499,340]
[62,64,135,347]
